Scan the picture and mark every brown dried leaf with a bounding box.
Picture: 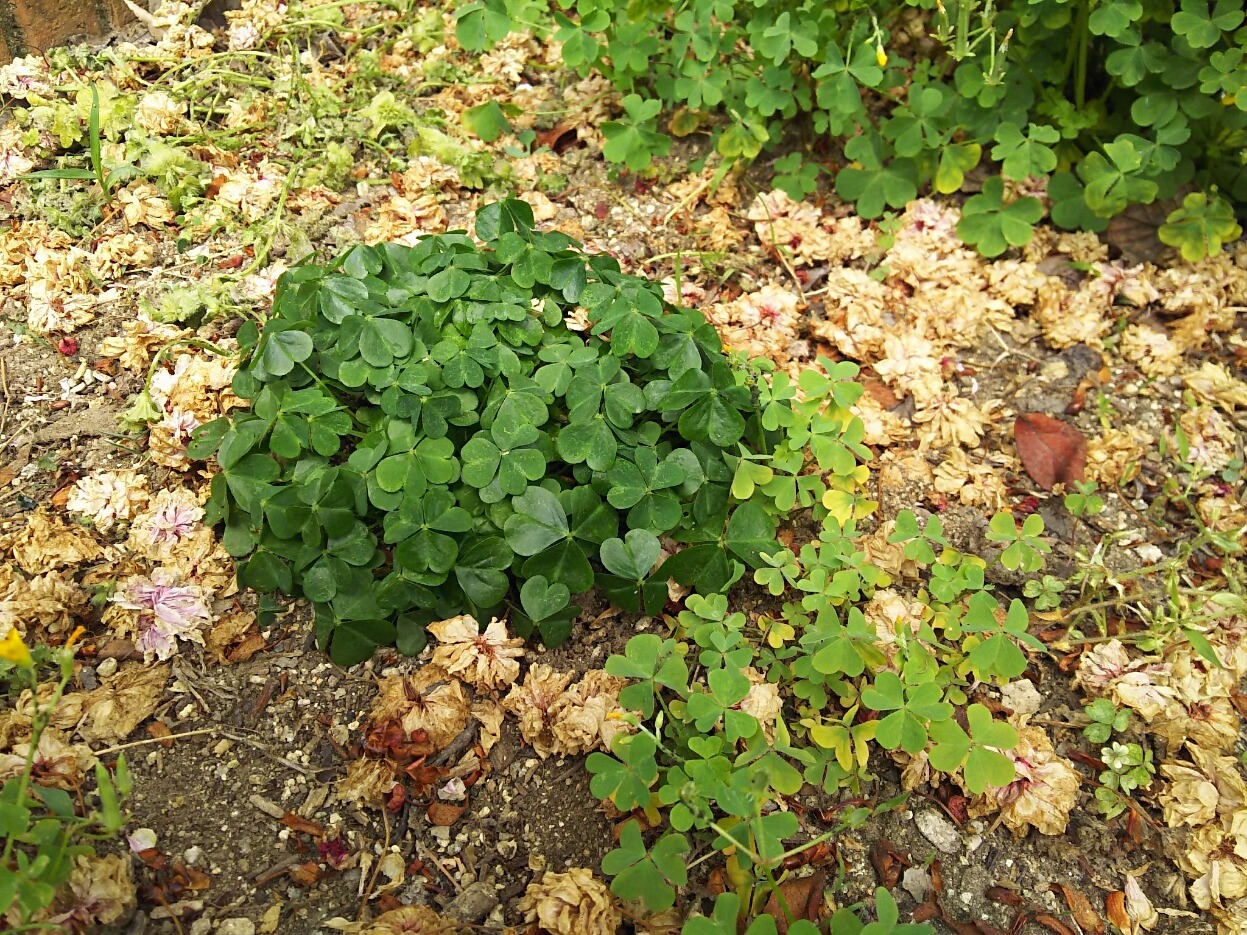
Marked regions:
[762,870,827,932]
[1105,193,1183,264]
[281,813,325,837]
[1105,892,1129,931]
[147,721,175,748]
[1034,913,1080,935]
[77,663,170,745]
[205,610,260,665]
[862,377,902,410]
[869,840,907,889]
[985,886,1025,908]
[0,443,31,487]
[1015,413,1087,491]
[427,801,467,827]
[288,862,321,887]
[1051,883,1105,934]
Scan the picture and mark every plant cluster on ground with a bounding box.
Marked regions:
[0,0,1245,932]
[464,0,1247,260]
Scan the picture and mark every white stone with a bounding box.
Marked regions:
[914,809,961,854]
[1000,679,1043,717]
[902,867,931,903]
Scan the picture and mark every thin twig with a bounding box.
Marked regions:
[415,839,461,895]
[358,806,391,918]
[92,728,219,755]
[0,357,10,441]
[217,729,317,775]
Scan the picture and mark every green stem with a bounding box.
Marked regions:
[1,664,71,869]
[1074,0,1090,108]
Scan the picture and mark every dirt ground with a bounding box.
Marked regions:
[2,4,1247,934]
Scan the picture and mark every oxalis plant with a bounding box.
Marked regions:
[193,200,1051,930]
[0,630,132,929]
[459,0,1247,259]
[190,198,828,663]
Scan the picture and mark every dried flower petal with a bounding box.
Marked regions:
[517,868,622,935]
[428,615,524,692]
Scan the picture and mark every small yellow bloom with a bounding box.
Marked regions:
[876,46,888,68]
[64,626,86,651]
[0,628,33,668]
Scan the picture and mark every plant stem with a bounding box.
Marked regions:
[1074,0,1090,108]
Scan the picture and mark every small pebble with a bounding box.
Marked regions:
[915,810,961,854]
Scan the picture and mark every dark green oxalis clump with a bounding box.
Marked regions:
[191,200,796,665]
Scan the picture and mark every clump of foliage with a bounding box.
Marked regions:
[1095,741,1155,819]
[0,632,132,926]
[459,0,1247,259]
[192,199,812,664]
[192,202,1062,927]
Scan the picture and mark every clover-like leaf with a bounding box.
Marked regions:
[587,733,659,811]
[600,822,688,912]
[956,176,1043,257]
[254,326,313,379]
[1159,191,1243,261]
[1078,138,1159,218]
[504,487,570,555]
[602,94,671,171]
[606,634,690,716]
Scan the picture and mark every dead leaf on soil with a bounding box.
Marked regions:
[1106,891,1130,931]
[281,813,325,837]
[288,862,321,887]
[0,442,31,487]
[427,801,467,826]
[1015,413,1087,491]
[985,886,1024,908]
[762,869,826,932]
[205,610,262,664]
[147,721,175,748]
[1034,913,1080,935]
[868,839,908,889]
[861,377,902,410]
[77,662,170,745]
[1105,198,1172,264]
[259,901,282,934]
[1051,883,1105,934]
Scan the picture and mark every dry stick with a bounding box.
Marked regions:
[415,839,461,895]
[216,729,318,776]
[93,727,219,755]
[251,855,303,886]
[0,357,10,442]
[358,805,392,919]
[93,726,316,775]
[744,200,806,301]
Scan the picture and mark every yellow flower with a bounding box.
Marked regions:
[876,45,888,68]
[0,628,33,668]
